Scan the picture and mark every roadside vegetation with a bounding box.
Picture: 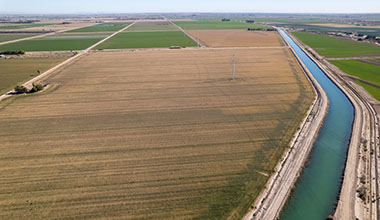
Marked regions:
[292,31,380,58]
[14,83,44,94]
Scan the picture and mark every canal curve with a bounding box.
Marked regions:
[278,29,355,220]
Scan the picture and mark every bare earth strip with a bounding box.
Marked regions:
[0,48,313,220]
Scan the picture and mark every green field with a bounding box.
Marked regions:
[0,38,103,51]
[173,20,270,30]
[0,23,54,30]
[126,21,178,32]
[42,32,110,40]
[68,22,131,32]
[329,60,380,87]
[292,32,380,58]
[356,81,380,101]
[0,34,36,42]
[0,57,67,94]
[96,31,197,49]
[0,32,110,51]
[329,59,380,101]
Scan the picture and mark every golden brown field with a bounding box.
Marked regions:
[0,48,313,220]
[186,30,284,47]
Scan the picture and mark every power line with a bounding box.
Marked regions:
[232,54,236,80]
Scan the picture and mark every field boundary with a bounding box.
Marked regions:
[0,22,137,102]
[165,18,206,48]
[243,29,329,220]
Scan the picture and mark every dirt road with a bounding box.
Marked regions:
[164,17,206,48]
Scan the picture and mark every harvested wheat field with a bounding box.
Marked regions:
[186,30,284,47]
[0,48,314,220]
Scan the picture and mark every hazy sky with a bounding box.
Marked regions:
[1,0,380,14]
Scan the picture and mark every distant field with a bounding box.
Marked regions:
[0,34,36,43]
[0,57,66,94]
[187,30,283,47]
[96,31,197,49]
[68,22,131,32]
[292,32,380,58]
[0,23,54,30]
[0,49,313,220]
[356,81,380,101]
[253,17,346,24]
[329,59,380,87]
[126,21,178,32]
[289,25,380,40]
[0,33,108,51]
[173,20,270,30]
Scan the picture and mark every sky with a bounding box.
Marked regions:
[1,0,380,14]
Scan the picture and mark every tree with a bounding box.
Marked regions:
[14,85,28,94]
[30,83,44,93]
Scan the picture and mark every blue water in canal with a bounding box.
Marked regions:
[278,30,355,220]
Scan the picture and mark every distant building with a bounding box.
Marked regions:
[221,18,231,22]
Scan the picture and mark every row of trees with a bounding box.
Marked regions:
[0,50,25,55]
[14,83,44,94]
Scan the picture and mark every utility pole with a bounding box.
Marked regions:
[232,54,236,80]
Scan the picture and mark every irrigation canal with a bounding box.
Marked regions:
[278,29,355,220]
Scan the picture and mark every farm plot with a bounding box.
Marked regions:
[0,33,36,43]
[126,21,179,32]
[68,22,131,33]
[187,30,284,47]
[0,32,110,51]
[0,48,314,220]
[0,56,68,94]
[96,31,197,49]
[330,59,380,101]
[292,31,380,58]
[174,20,271,30]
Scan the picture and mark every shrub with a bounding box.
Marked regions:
[0,50,25,55]
[30,83,44,93]
[357,186,366,201]
[14,85,28,94]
